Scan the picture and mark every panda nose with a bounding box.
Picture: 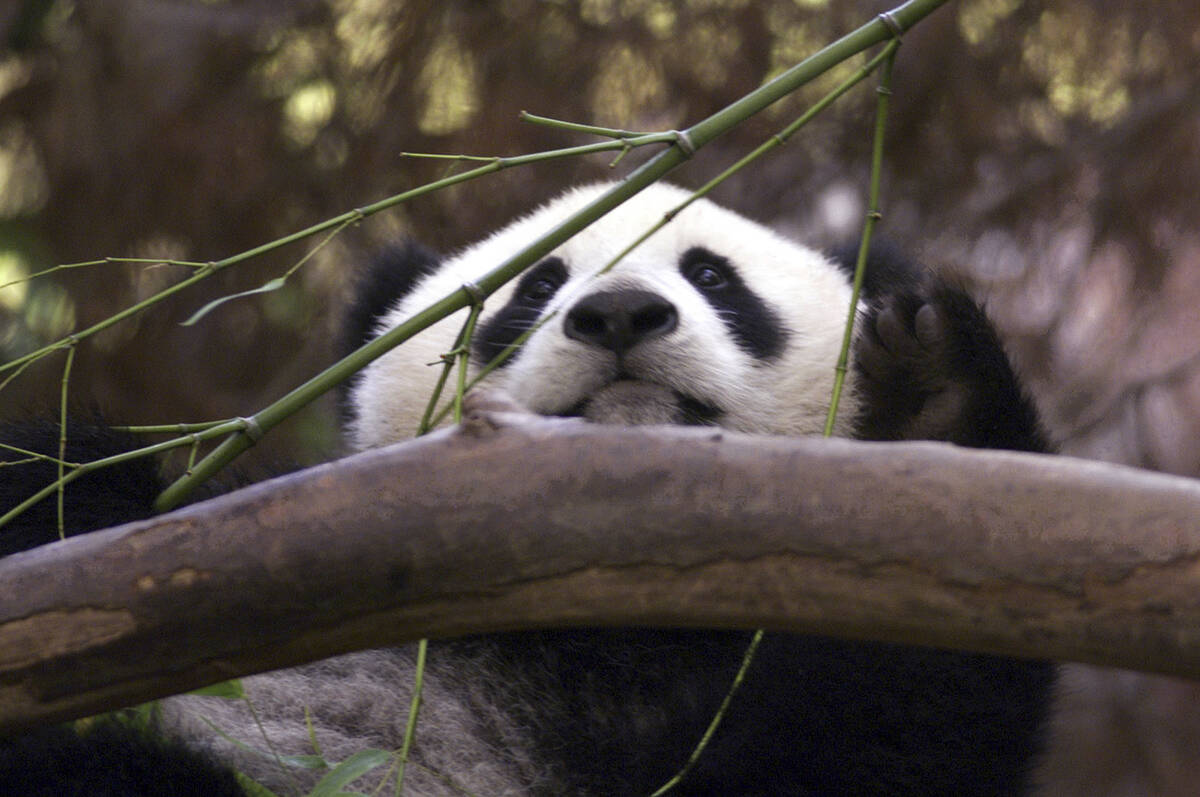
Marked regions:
[564,289,678,355]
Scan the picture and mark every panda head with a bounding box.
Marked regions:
[347,182,860,450]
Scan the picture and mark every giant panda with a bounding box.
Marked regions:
[0,181,1055,796]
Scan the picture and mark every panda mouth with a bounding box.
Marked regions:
[559,378,722,427]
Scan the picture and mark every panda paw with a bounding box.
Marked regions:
[853,284,1050,453]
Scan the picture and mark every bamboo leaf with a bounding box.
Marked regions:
[182,277,287,326]
[306,749,392,796]
[189,679,245,699]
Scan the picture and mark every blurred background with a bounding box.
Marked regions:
[1,0,1199,792]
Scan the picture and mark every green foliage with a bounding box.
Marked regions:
[307,749,393,796]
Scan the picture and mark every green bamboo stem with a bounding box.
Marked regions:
[112,421,229,434]
[649,629,765,796]
[393,638,428,795]
[55,342,76,538]
[0,257,207,292]
[519,111,650,139]
[823,49,899,438]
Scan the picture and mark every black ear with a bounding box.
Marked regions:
[828,238,925,300]
[338,241,442,425]
[340,241,442,359]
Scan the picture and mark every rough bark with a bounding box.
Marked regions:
[4,396,1200,733]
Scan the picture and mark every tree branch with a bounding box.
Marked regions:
[4,393,1200,734]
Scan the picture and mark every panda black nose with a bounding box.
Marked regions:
[564,289,678,355]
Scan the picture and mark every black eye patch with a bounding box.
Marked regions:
[472,257,568,368]
[679,247,787,360]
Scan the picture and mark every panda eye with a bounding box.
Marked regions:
[686,262,728,290]
[522,277,559,303]
[513,258,568,306]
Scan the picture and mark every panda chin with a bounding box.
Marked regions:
[567,379,722,426]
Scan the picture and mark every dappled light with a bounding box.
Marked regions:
[2,1,1200,793]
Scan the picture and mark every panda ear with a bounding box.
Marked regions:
[828,238,925,300]
[341,241,442,359]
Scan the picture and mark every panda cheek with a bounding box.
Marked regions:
[496,340,592,413]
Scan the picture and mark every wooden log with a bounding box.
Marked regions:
[4,395,1200,733]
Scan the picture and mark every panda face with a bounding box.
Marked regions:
[348,183,860,450]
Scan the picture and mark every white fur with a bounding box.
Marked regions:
[161,650,550,796]
[164,183,867,795]
[348,182,861,450]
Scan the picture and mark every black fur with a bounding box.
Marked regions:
[341,240,443,357]
[0,417,163,556]
[477,629,1053,796]
[830,238,924,301]
[0,720,245,797]
[855,284,1050,452]
[339,240,442,422]
[473,248,789,370]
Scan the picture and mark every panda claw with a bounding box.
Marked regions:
[852,329,889,380]
[872,302,916,358]
[913,303,944,351]
[462,388,529,417]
